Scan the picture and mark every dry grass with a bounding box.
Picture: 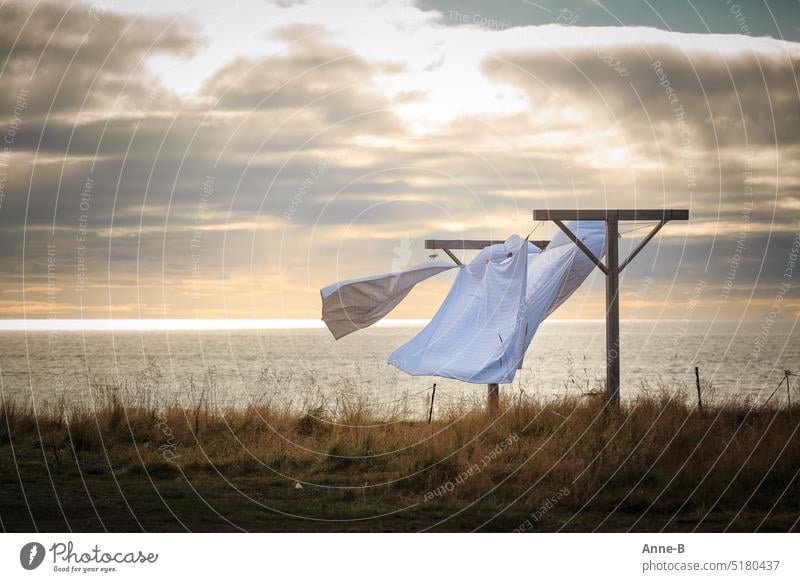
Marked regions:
[1,374,799,532]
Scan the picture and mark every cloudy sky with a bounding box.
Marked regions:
[1,0,798,322]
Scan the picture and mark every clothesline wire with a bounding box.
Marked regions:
[524,221,540,241]
[619,221,661,235]
[531,220,657,243]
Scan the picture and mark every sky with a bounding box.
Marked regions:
[0,0,799,322]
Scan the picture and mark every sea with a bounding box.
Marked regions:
[0,320,797,416]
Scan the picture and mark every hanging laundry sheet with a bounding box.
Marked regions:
[387,235,535,383]
[388,221,606,383]
[320,221,606,383]
[320,260,456,339]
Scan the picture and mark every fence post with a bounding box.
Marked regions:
[694,366,703,413]
[428,383,437,423]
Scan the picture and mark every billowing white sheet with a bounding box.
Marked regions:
[321,260,455,339]
[388,222,606,383]
[387,235,536,383]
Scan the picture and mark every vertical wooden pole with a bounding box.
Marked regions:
[605,217,620,409]
[695,366,703,412]
[488,383,499,415]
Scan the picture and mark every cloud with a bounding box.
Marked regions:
[197,26,405,143]
[0,0,201,117]
[415,0,800,42]
[482,26,800,147]
[1,1,798,320]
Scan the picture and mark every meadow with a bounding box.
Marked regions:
[1,369,798,532]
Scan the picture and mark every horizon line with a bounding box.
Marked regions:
[0,318,761,331]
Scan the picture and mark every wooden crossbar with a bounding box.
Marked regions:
[425,239,550,250]
[532,209,689,221]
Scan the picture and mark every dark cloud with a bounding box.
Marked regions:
[199,26,404,134]
[482,35,800,147]
[0,0,199,117]
[416,0,800,41]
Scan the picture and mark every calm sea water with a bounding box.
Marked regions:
[0,320,797,414]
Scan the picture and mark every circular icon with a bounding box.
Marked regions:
[20,542,46,570]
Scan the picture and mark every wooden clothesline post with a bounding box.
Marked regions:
[425,209,688,412]
[532,209,689,409]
